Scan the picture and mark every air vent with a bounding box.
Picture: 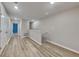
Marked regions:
[14,2,18,4]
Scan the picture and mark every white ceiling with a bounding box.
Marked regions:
[2,2,79,20]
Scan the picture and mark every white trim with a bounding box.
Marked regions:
[47,40,79,54]
[29,37,42,45]
[31,38,42,45]
[0,37,11,55]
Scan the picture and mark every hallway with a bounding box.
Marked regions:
[0,36,79,57]
[0,2,79,57]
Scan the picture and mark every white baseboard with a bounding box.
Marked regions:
[47,40,79,54]
[32,39,42,45]
[29,37,42,45]
[0,37,11,55]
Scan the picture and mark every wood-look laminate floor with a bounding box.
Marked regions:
[0,36,79,57]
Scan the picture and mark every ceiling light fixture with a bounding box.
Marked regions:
[50,1,55,4]
[14,6,18,10]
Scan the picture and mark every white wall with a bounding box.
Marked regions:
[32,20,40,30]
[29,30,41,45]
[28,20,42,44]
[0,3,10,48]
[0,3,1,48]
[40,7,79,52]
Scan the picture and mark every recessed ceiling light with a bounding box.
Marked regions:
[50,1,54,4]
[14,6,18,10]
[14,17,17,20]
